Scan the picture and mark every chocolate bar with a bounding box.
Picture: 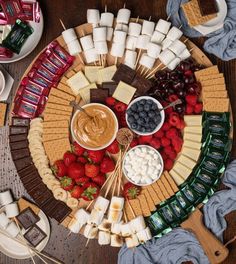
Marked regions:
[22,175,42,190]
[24,224,47,247]
[9,126,28,135]
[90,88,109,104]
[18,164,37,178]
[112,64,136,84]
[131,74,152,96]
[33,190,52,207]
[20,170,40,185]
[10,140,28,150]
[12,117,30,127]
[28,182,48,199]
[51,201,72,223]
[14,156,33,171]
[16,207,40,230]
[198,0,218,16]
[101,82,117,96]
[9,134,28,142]
[11,148,30,160]
[42,197,59,217]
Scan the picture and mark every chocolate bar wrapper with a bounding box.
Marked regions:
[13,97,38,118]
[0,0,23,24]
[20,77,50,96]
[9,125,28,135]
[9,133,28,142]
[49,41,74,63]
[12,117,30,127]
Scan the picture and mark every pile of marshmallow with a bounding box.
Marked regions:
[68,196,152,247]
[0,190,21,238]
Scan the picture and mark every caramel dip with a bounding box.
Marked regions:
[72,104,118,149]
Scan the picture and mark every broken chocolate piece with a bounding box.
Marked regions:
[11,148,30,160]
[16,207,40,230]
[24,224,47,247]
[102,82,117,96]
[131,74,152,96]
[198,0,218,16]
[12,117,30,127]
[9,126,28,135]
[90,88,109,104]
[14,156,33,171]
[10,140,28,150]
[112,64,136,84]
[9,134,28,143]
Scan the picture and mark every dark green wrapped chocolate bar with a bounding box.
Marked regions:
[175,190,194,212]
[192,166,219,186]
[158,204,181,228]
[203,112,230,123]
[181,184,202,204]
[202,147,230,163]
[202,120,230,141]
[169,198,188,220]
[199,156,225,174]
[146,211,169,236]
[202,134,232,151]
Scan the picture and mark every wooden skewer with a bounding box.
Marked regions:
[149,16,151,21]
[59,19,66,31]
[123,3,126,8]
[114,57,118,66]
[135,49,142,68]
[143,67,150,77]
[167,14,171,21]
[105,5,107,12]
[140,66,146,76]
[136,64,142,72]
[146,62,162,78]
[179,24,183,29]
[136,16,139,23]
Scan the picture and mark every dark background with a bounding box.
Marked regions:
[1,0,236,263]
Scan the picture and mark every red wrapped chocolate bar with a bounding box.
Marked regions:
[0,0,23,24]
[19,78,50,97]
[0,46,13,59]
[47,41,74,64]
[13,97,38,118]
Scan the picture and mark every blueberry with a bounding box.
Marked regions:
[131,123,137,129]
[147,99,153,105]
[144,104,150,111]
[139,111,147,118]
[148,111,155,118]
[144,117,150,123]
[128,116,135,124]
[137,125,141,131]
[146,127,152,132]
[131,104,137,111]
[134,113,139,120]
[141,127,146,133]
[154,116,161,124]
[140,99,146,105]
[126,108,133,115]
[150,123,156,129]
[144,123,150,128]
[137,118,145,125]
[138,105,144,112]
[151,104,158,110]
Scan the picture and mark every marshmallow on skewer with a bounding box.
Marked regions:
[128,22,142,37]
[74,208,90,225]
[5,202,19,218]
[167,57,181,70]
[130,216,146,233]
[139,53,155,69]
[110,43,125,58]
[110,234,124,247]
[0,212,10,229]
[121,223,132,237]
[161,38,173,50]
[93,196,110,214]
[142,20,155,36]
[68,218,82,234]
[126,36,137,50]
[87,9,100,26]
[93,27,107,42]
[124,50,137,69]
[98,218,112,232]
[94,41,108,55]
[88,209,104,226]
[147,42,161,58]
[67,40,82,56]
[62,28,77,44]
[111,222,123,235]
[155,19,171,34]
[113,30,127,44]
[107,27,114,41]
[115,23,129,33]
[80,35,94,51]
[5,222,19,237]
[136,227,152,243]
[98,231,111,245]
[166,26,183,41]
[84,48,99,63]
[125,234,140,248]
[136,35,151,50]
[107,209,123,223]
[110,197,124,211]
[100,12,114,27]
[168,39,186,56]
[151,31,165,44]
[117,8,131,24]
[178,48,191,60]
[0,190,13,206]
[158,49,176,65]
[84,224,98,239]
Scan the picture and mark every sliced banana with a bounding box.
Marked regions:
[46,179,60,190]
[66,197,79,208]
[39,167,53,177]
[53,187,68,202]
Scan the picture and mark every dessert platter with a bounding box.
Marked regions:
[7,5,232,262]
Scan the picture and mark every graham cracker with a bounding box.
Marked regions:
[43,120,69,128]
[195,66,219,80]
[181,0,217,27]
[48,94,71,105]
[43,108,72,116]
[137,195,151,217]
[60,76,68,85]
[145,185,161,205]
[65,69,76,79]
[75,94,82,104]
[151,182,165,202]
[18,198,40,215]
[124,201,136,221]
[0,103,7,127]
[43,133,68,142]
[159,174,175,196]
[57,83,75,96]
[203,90,228,99]
[163,171,179,193]
[140,189,156,212]
[43,113,71,121]
[198,73,224,81]
[43,127,69,134]
[46,102,72,112]
[61,216,73,228]
[203,98,229,112]
[201,77,225,86]
[50,88,75,102]
[129,199,143,217]
[202,84,226,92]
[43,138,71,165]
[156,179,170,199]
[74,64,83,73]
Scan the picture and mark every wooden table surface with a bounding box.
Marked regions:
[1,0,236,263]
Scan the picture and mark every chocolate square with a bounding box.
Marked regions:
[14,157,33,171]
[101,82,117,96]
[10,140,28,151]
[16,207,40,230]
[28,182,48,200]
[198,0,218,15]
[24,225,47,247]
[11,148,30,160]
[23,175,42,190]
[9,134,28,143]
[112,64,136,84]
[20,171,40,185]
[34,190,52,207]
[41,197,59,217]
[51,201,72,223]
[131,74,153,96]
[12,117,30,127]
[18,164,37,178]
[90,88,109,104]
[9,126,28,135]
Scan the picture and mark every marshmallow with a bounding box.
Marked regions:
[130,216,146,233]
[84,224,98,239]
[167,57,181,70]
[125,234,139,248]
[87,9,100,25]
[107,27,114,41]
[110,43,125,57]
[110,234,124,247]
[121,223,132,237]
[88,209,104,225]
[124,50,137,69]
[74,208,90,225]
[98,231,111,245]
[155,19,171,34]
[80,35,94,51]
[93,27,107,42]
[136,35,150,50]
[158,49,176,65]
[142,20,155,36]
[84,48,99,63]
[178,48,191,60]
[100,12,114,27]
[110,197,124,211]
[115,23,129,33]
[5,222,19,237]
[67,39,82,55]
[0,212,10,229]
[113,30,127,44]
[136,227,152,243]
[147,42,161,58]
[107,210,123,223]
[161,38,173,50]
[166,26,183,41]
[139,53,155,69]
[168,40,186,56]
[111,222,123,235]
[0,190,13,206]
[151,31,165,44]
[117,8,131,24]
[128,22,142,37]
[125,35,137,50]
[93,196,110,214]
[5,202,19,218]
[94,41,108,54]
[62,28,77,44]
[98,218,112,232]
[68,219,82,233]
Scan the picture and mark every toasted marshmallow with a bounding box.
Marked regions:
[98,218,112,232]
[84,224,98,239]
[110,234,124,247]
[68,218,82,233]
[108,209,123,223]
[74,209,90,225]
[111,222,123,235]
[136,227,152,243]
[94,196,110,214]
[125,234,139,248]
[121,223,132,237]
[110,197,124,211]
[98,231,111,245]
[87,209,104,225]
[130,216,146,233]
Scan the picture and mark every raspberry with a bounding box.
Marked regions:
[168,112,181,127]
[194,103,203,114]
[186,94,197,106]
[185,104,194,114]
[106,97,116,106]
[168,95,179,102]
[150,138,161,149]
[176,119,185,130]
[161,137,171,147]
[160,152,168,161]
[114,102,127,113]
[162,122,171,131]
[167,150,177,160]
[164,145,173,155]
[166,127,178,139]
[172,137,183,153]
[164,159,174,171]
[153,130,164,138]
[130,139,138,148]
[138,135,153,145]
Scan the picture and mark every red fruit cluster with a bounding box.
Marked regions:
[185,95,203,115]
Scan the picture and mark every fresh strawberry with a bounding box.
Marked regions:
[123,182,140,200]
[92,173,106,187]
[71,185,84,199]
[81,182,100,201]
[162,122,171,131]
[114,102,127,113]
[100,156,115,173]
[194,103,203,114]
[51,160,67,178]
[60,176,75,191]
[165,127,178,139]
[63,151,77,167]
[87,150,105,163]
[106,140,120,154]
[164,159,174,171]
[150,138,161,149]
[186,94,197,106]
[77,156,88,164]
[138,135,153,145]
[161,137,171,147]
[68,162,85,179]
[130,138,138,148]
[185,104,194,114]
[71,142,85,156]
[85,163,100,178]
[106,97,116,106]
[75,176,90,186]
[153,130,164,138]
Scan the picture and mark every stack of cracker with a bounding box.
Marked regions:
[124,171,179,221]
[195,65,229,112]
[0,102,7,127]
[181,0,217,27]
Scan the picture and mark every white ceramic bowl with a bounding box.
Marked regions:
[125,96,165,136]
[0,71,6,97]
[123,145,164,186]
[71,103,119,151]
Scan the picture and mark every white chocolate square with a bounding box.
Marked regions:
[66,71,90,95]
[85,66,104,83]
[79,83,97,103]
[98,65,117,83]
[112,81,136,104]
